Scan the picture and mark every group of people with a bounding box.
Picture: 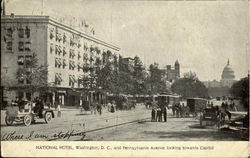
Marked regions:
[107,101,117,113]
[11,97,45,115]
[88,101,103,115]
[151,106,168,122]
[220,102,235,121]
[172,102,185,118]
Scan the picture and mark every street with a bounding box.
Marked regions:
[1,104,243,141]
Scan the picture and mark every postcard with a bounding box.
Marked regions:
[1,0,249,157]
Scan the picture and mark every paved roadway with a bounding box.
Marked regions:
[1,104,243,141]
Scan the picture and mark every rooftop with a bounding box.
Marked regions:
[1,15,120,51]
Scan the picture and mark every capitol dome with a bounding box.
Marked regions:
[221,59,235,80]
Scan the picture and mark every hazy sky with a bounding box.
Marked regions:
[5,0,249,81]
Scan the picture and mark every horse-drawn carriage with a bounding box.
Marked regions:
[5,101,55,126]
[186,98,207,117]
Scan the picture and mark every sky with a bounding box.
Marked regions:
[4,0,249,81]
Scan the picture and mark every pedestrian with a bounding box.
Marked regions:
[151,108,156,122]
[92,101,97,115]
[57,103,61,117]
[113,101,117,111]
[156,108,162,122]
[172,103,176,116]
[107,101,112,112]
[163,107,167,122]
[97,102,102,115]
[110,104,115,113]
[175,103,180,118]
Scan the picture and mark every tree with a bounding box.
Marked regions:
[171,72,208,98]
[15,53,49,99]
[146,62,168,94]
[132,56,147,94]
[230,76,249,109]
[183,71,198,80]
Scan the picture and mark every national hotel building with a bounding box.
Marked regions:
[1,15,120,106]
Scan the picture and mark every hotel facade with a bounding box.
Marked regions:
[1,15,120,107]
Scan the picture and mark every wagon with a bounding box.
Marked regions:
[186,98,208,117]
[5,103,55,126]
[200,107,219,127]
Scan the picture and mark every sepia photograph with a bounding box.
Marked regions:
[1,0,249,156]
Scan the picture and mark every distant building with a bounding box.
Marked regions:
[220,59,236,87]
[202,59,237,98]
[160,60,180,83]
[119,57,135,73]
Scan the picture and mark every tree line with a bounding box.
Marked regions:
[11,53,211,99]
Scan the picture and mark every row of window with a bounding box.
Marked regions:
[17,55,32,66]
[18,41,31,51]
[54,74,95,88]
[54,58,101,72]
[5,26,30,38]
[54,73,77,86]
[51,44,102,64]
[5,41,31,52]
[18,27,30,38]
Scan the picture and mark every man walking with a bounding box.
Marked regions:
[163,106,167,122]
[151,108,156,122]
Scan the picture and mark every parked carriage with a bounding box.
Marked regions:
[186,98,208,117]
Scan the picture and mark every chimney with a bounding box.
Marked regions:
[10,13,15,18]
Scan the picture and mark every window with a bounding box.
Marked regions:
[50,43,54,53]
[69,75,76,87]
[84,42,88,51]
[63,59,67,69]
[63,34,67,43]
[55,73,62,85]
[55,45,62,55]
[83,53,88,62]
[77,42,81,48]
[63,47,67,56]
[78,63,82,72]
[17,56,24,65]
[25,27,30,38]
[56,32,62,42]
[25,42,31,51]
[96,57,101,65]
[6,41,13,51]
[18,28,25,38]
[55,58,62,68]
[70,38,74,46]
[69,61,75,70]
[90,56,94,63]
[6,28,13,37]
[18,42,24,51]
[69,49,75,59]
[50,29,54,39]
[78,52,81,60]
[90,45,94,52]
[25,55,32,66]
